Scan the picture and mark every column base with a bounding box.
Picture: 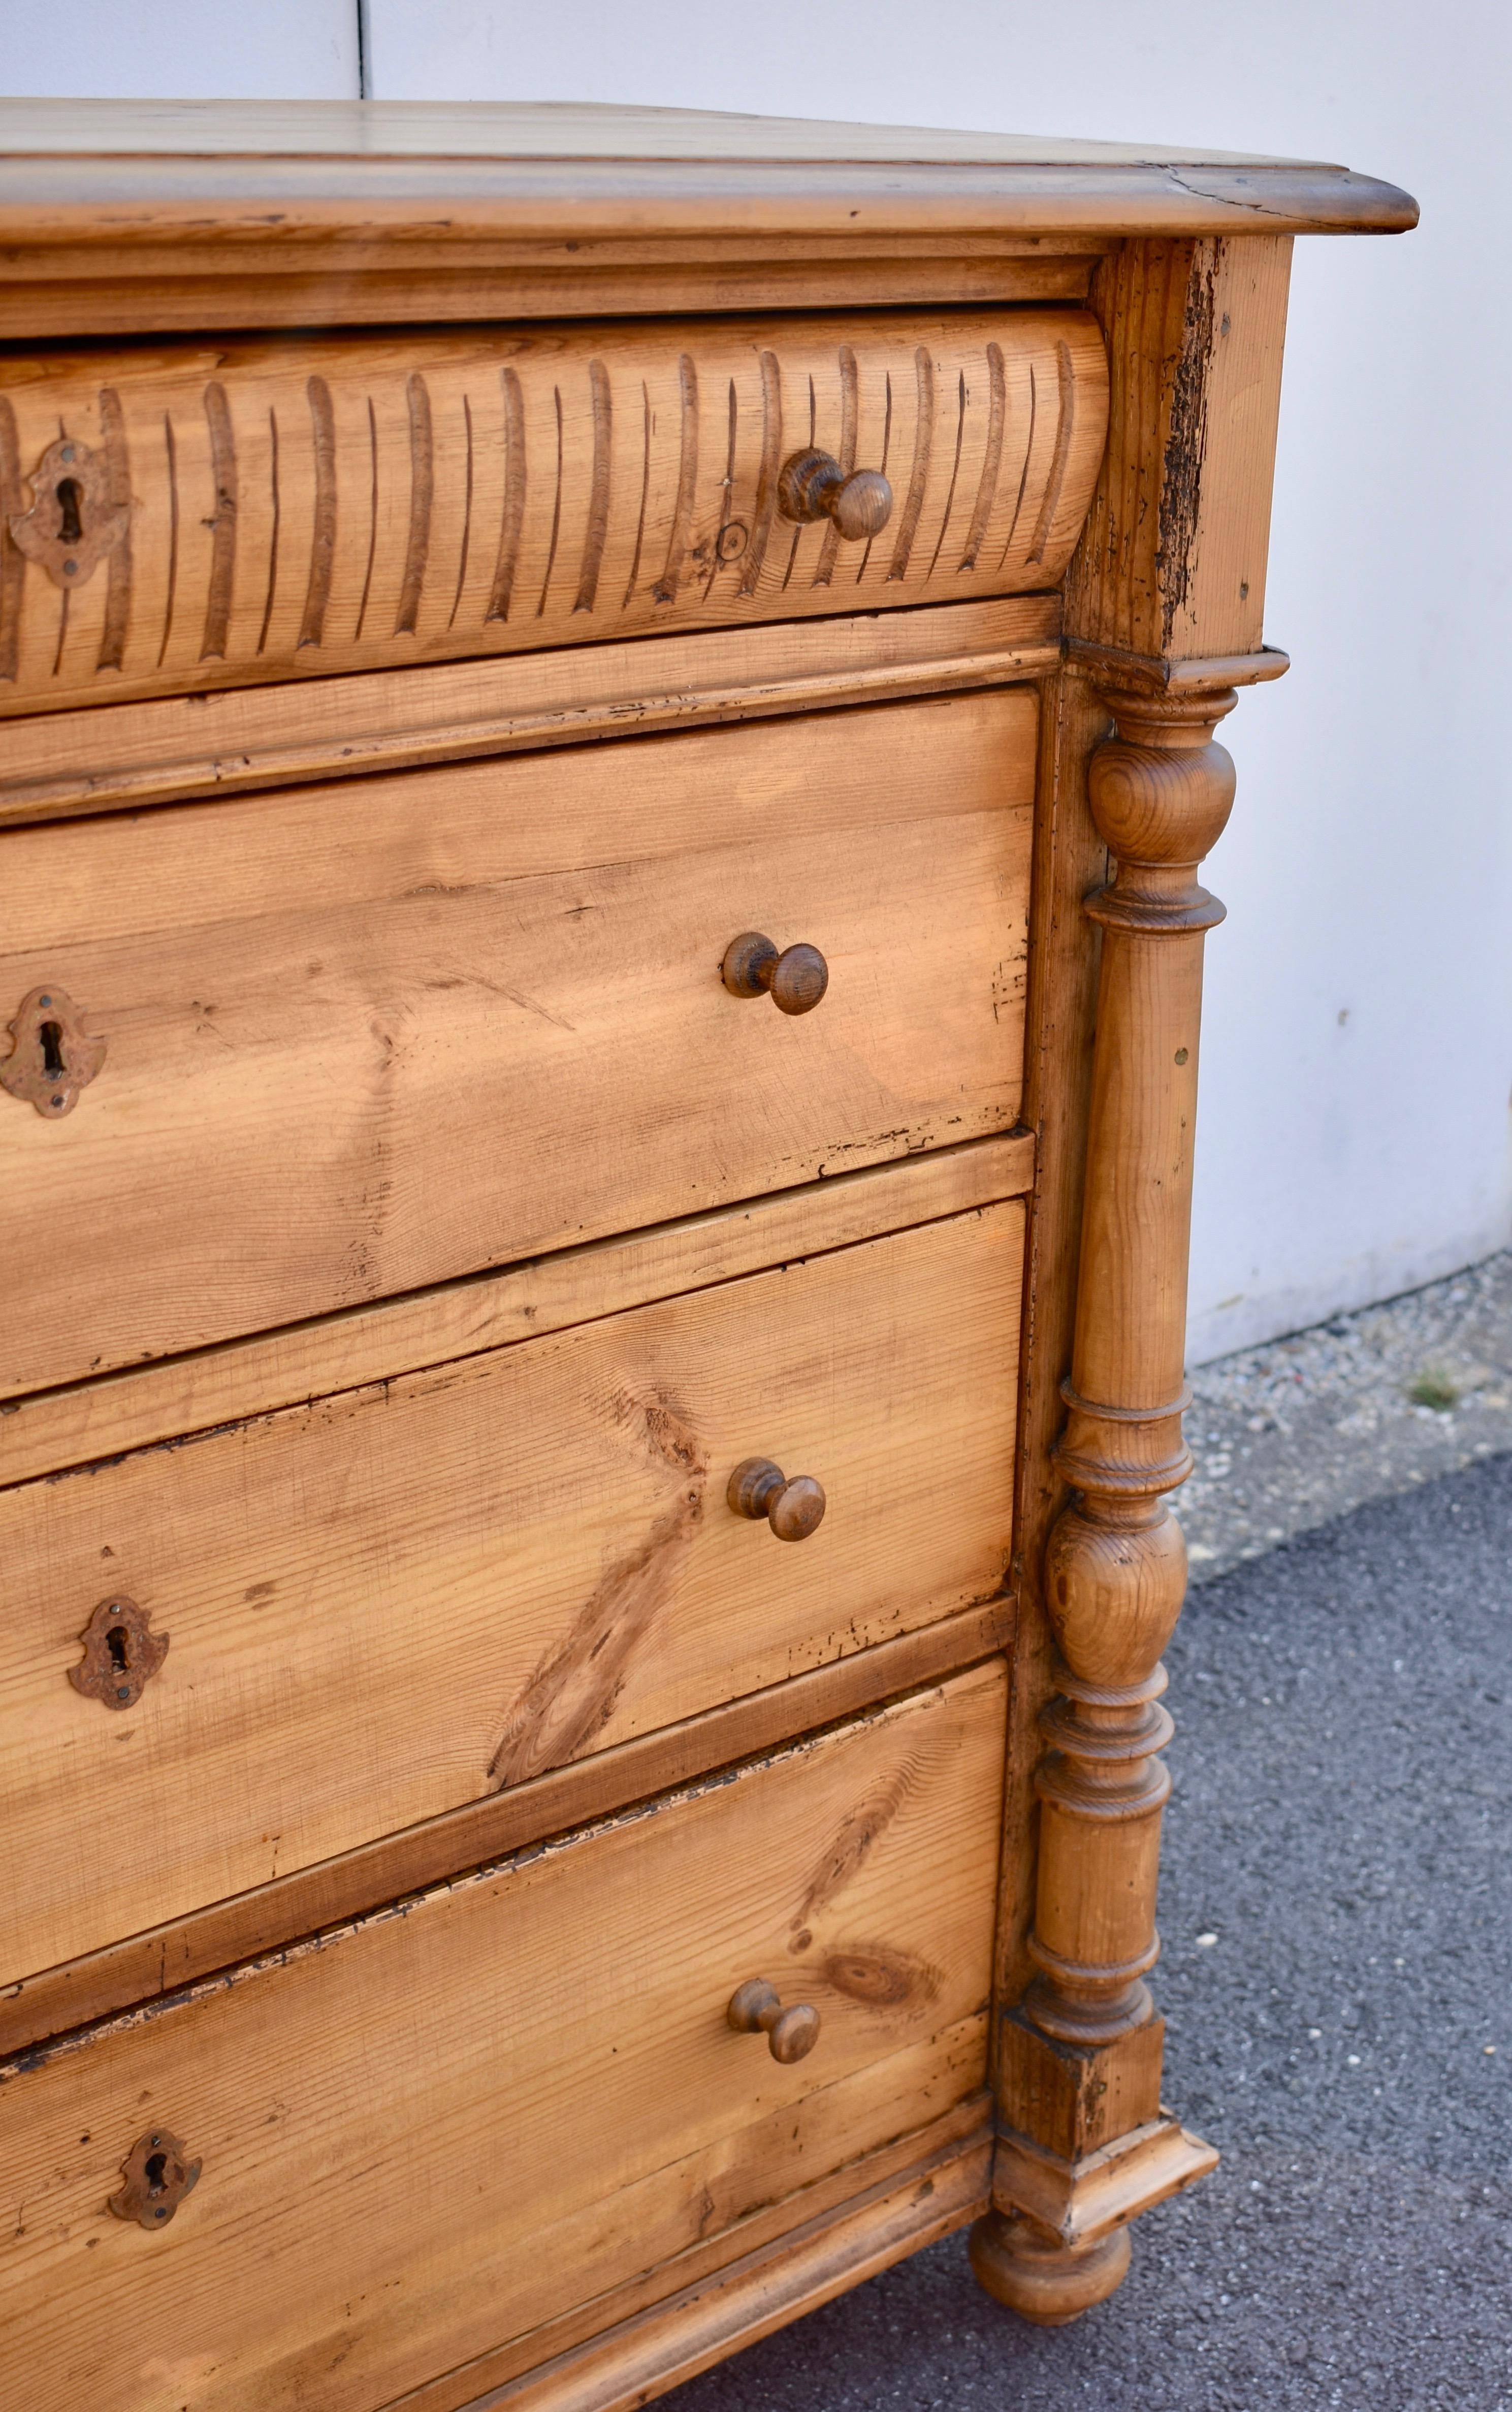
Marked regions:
[994,2109,1217,2248]
[968,2210,1131,2326]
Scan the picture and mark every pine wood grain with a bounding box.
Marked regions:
[0,95,1424,2388]
[405,2111,992,2412]
[0,1664,1006,2412]
[0,1598,1008,2059]
[0,1200,1022,1985]
[0,313,1105,716]
[0,595,1061,827]
[0,105,1414,341]
[0,690,1034,1399]
[1065,236,1293,662]
[972,681,1238,2304]
[0,1131,1033,1489]
[973,237,1303,2320]
[0,244,1100,345]
[0,99,1394,168]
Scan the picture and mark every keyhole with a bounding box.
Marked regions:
[39,1021,64,1078]
[56,478,84,545]
[107,1624,131,1674]
[144,2150,167,2194]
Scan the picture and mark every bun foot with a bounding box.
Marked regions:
[968,2210,1131,2326]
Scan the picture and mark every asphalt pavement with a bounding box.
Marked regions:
[671,1449,1512,2411]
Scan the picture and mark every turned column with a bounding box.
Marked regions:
[972,671,1239,2323]
[1032,677,1234,2039]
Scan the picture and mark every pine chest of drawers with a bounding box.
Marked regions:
[0,101,1413,2410]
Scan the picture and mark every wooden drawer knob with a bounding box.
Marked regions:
[727,1978,822,2064]
[727,1456,827,1542]
[778,448,894,541]
[721,932,829,1017]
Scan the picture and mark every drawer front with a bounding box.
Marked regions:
[0,1666,1004,2412]
[0,310,1106,715]
[0,688,1034,1396]
[1,1199,1020,1984]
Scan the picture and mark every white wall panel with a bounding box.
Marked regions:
[5,1,359,99]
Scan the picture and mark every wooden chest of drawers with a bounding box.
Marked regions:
[0,100,1413,2408]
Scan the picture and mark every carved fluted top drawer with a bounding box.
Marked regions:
[0,310,1107,714]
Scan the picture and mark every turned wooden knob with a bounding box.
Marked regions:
[727,1457,826,1542]
[727,1978,822,2064]
[778,449,894,541]
[721,932,828,1017]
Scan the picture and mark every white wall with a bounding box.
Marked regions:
[9,5,1510,1361]
[5,1,360,99]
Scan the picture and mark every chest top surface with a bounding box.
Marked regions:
[0,97,1416,219]
[0,98,1417,343]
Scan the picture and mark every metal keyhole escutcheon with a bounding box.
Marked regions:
[8,435,130,591]
[0,987,106,1117]
[70,1596,169,1710]
[109,2130,201,2229]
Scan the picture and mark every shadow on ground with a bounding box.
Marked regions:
[670,1452,1512,2411]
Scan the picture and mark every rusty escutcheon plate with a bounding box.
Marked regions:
[70,1595,168,1711]
[108,2130,201,2230]
[9,434,130,592]
[0,986,106,1118]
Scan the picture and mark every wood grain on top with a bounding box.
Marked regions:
[0,102,1416,343]
[0,97,1340,166]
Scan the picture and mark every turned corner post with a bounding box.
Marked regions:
[973,669,1263,2322]
[1026,675,1236,2049]
[972,231,1297,2323]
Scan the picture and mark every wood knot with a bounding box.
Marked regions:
[821,1944,941,2010]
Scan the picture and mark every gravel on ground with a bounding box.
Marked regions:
[1174,1249,1512,1584]
[670,1449,1512,2412]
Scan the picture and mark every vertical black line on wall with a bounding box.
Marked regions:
[356,0,372,97]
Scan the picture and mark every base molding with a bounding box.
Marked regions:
[992,2110,1218,2248]
[412,2119,991,2412]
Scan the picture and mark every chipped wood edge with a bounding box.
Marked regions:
[6,1664,1009,2072]
[1065,236,1295,664]
[0,596,1062,822]
[0,1606,1011,2059]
